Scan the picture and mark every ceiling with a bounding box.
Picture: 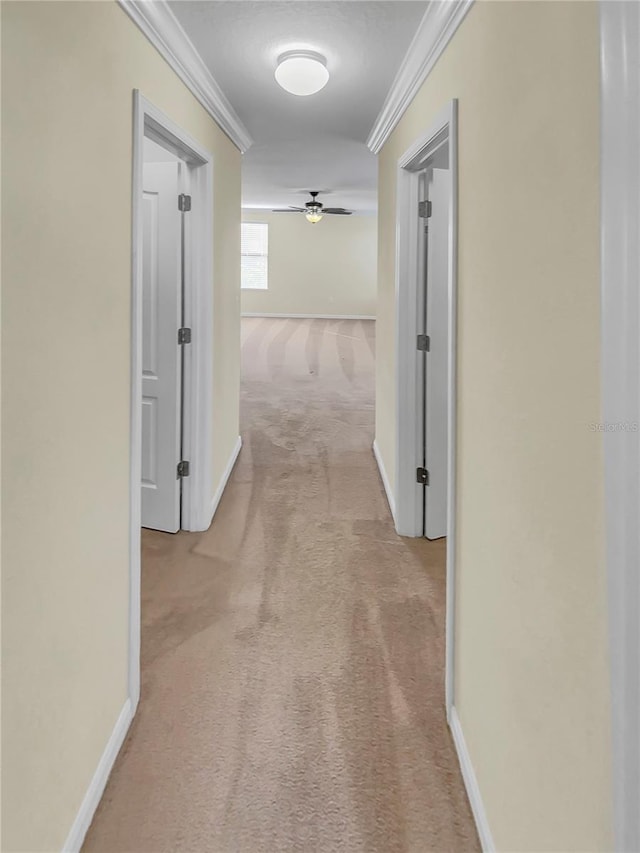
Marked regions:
[168,1,429,212]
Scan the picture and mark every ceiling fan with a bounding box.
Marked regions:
[272,191,353,224]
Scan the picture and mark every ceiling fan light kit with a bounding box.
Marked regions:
[275,50,329,96]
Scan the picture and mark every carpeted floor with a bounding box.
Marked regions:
[83,317,478,853]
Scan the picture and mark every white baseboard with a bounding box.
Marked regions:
[372,439,396,525]
[241,312,376,321]
[206,435,242,528]
[62,698,134,853]
[449,706,496,852]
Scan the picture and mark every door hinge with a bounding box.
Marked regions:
[418,200,432,218]
[177,460,190,478]
[178,194,191,212]
[417,334,430,352]
[178,327,192,345]
[416,467,429,486]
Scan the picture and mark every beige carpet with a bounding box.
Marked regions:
[84,318,479,853]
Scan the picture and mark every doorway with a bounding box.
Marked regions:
[128,92,214,706]
[394,100,458,713]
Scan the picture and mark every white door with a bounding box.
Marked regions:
[141,162,182,533]
[423,167,450,539]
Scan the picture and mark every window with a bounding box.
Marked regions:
[241,222,268,289]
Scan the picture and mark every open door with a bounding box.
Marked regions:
[422,167,450,540]
[141,162,182,533]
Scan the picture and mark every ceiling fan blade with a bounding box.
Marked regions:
[323,209,353,215]
[271,208,304,212]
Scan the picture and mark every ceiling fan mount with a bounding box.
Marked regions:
[305,191,322,210]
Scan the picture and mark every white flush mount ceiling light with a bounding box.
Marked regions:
[275,50,329,96]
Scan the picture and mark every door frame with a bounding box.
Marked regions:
[600,3,640,849]
[394,99,458,714]
[129,91,214,705]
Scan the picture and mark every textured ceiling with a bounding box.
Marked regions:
[168,1,429,212]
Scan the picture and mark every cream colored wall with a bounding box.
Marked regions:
[1,3,240,850]
[241,211,377,316]
[376,2,613,850]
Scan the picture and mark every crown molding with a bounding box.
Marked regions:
[117,0,253,153]
[366,0,474,154]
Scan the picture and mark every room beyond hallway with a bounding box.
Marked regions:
[83,318,478,852]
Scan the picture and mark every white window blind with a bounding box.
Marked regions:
[241,222,268,289]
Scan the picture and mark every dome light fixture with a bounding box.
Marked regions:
[305,210,323,224]
[275,50,329,96]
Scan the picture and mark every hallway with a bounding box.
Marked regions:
[84,318,477,852]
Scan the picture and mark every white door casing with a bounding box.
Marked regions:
[141,162,182,533]
[424,167,450,540]
[130,92,215,709]
[600,2,640,849]
[393,100,458,713]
